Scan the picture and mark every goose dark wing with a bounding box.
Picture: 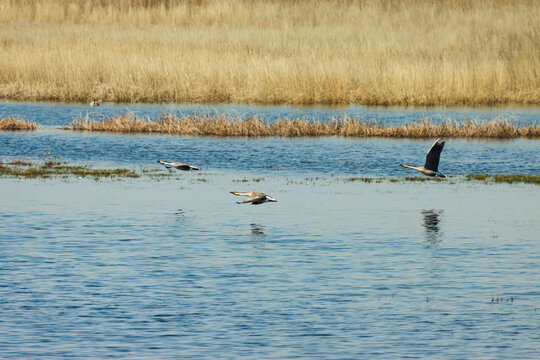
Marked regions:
[424,138,445,172]
[245,194,267,204]
[174,163,192,170]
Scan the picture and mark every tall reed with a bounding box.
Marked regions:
[66,113,540,138]
[0,116,39,130]
[0,0,538,106]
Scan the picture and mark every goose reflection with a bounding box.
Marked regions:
[249,223,266,249]
[421,209,443,243]
[250,223,265,235]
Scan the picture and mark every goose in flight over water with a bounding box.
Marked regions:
[157,160,200,171]
[231,191,277,205]
[90,99,101,107]
[400,138,446,178]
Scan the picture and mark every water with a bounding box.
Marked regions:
[1,178,539,359]
[1,102,539,359]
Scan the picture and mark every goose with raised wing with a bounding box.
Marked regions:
[400,138,446,178]
[230,191,277,205]
[157,160,200,171]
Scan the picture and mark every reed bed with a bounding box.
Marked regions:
[0,0,538,106]
[66,113,540,138]
[0,116,39,131]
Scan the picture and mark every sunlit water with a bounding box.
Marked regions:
[1,177,539,359]
[1,102,539,358]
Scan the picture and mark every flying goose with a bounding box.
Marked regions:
[90,99,101,107]
[400,138,446,178]
[230,191,277,205]
[157,160,200,171]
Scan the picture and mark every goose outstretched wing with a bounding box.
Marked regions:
[424,138,445,172]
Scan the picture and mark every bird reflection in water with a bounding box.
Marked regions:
[250,223,266,249]
[421,209,443,244]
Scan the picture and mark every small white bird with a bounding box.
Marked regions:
[157,160,200,171]
[400,138,446,178]
[230,191,277,205]
[90,99,101,107]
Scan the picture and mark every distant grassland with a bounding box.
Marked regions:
[66,113,540,138]
[0,0,538,106]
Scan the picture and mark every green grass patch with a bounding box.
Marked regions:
[0,160,140,179]
[466,174,540,185]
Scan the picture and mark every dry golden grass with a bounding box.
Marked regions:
[66,113,540,138]
[0,116,39,130]
[0,0,538,106]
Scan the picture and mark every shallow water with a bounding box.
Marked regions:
[1,177,539,359]
[1,102,539,358]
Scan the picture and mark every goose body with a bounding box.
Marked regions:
[400,138,446,178]
[230,191,277,205]
[90,99,101,107]
[157,160,200,171]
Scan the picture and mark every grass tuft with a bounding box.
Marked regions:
[0,116,39,131]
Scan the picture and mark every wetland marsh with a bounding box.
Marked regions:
[1,101,539,358]
[1,0,539,357]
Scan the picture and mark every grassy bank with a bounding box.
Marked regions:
[0,116,39,131]
[66,113,540,138]
[0,0,538,106]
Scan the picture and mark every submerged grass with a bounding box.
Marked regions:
[66,113,540,138]
[0,159,140,179]
[1,159,538,185]
[466,174,540,185]
[0,0,538,106]
[0,116,39,131]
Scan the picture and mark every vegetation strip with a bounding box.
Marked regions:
[0,116,39,131]
[66,113,540,138]
[0,0,538,106]
[0,160,140,179]
[1,160,538,185]
[465,174,540,185]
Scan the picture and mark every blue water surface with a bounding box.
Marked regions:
[1,178,539,359]
[0,102,539,177]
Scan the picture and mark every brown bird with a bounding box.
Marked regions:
[230,191,277,205]
[157,160,200,171]
[400,138,446,178]
[90,99,101,107]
